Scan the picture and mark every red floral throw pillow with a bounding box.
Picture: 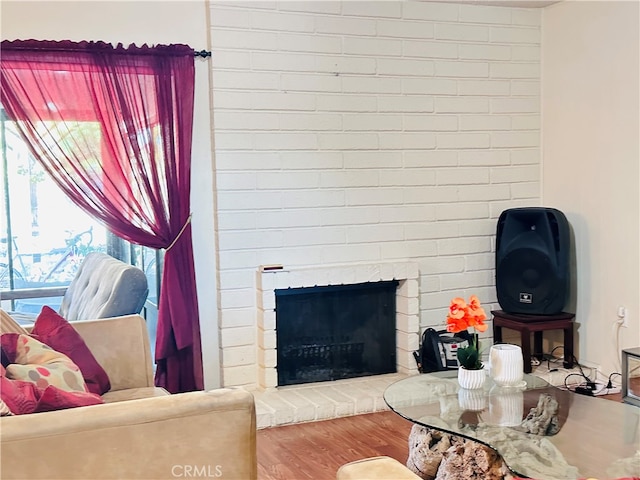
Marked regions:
[31,306,110,395]
[0,372,102,415]
[2,333,87,392]
[0,334,103,414]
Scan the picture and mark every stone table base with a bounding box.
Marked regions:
[406,424,514,480]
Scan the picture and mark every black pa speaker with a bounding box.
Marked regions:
[495,207,570,315]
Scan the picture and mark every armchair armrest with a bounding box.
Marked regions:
[0,388,257,480]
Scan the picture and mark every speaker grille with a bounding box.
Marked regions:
[495,207,570,315]
[497,247,557,313]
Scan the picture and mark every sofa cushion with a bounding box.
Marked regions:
[0,335,103,414]
[101,386,170,403]
[31,306,111,395]
[70,315,155,392]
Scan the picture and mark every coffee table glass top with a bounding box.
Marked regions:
[384,371,640,480]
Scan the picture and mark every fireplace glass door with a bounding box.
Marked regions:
[275,280,398,386]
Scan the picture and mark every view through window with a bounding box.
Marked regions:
[0,110,160,356]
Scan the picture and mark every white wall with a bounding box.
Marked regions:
[1,0,222,389]
[542,1,640,377]
[16,1,630,391]
[210,1,542,387]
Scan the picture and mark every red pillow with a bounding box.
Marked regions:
[31,306,110,395]
[0,367,102,414]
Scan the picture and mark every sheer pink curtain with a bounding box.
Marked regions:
[0,40,203,393]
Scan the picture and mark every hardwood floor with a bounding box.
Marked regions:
[257,410,413,480]
[257,394,625,480]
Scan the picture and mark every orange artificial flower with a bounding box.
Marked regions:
[448,297,467,319]
[446,295,488,333]
[446,317,467,333]
[445,295,488,369]
[468,295,485,318]
[468,316,489,333]
[468,295,488,333]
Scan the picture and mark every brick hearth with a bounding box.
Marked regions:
[249,362,597,429]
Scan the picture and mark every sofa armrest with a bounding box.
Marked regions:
[1,388,257,480]
[69,314,154,390]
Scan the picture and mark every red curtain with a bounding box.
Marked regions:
[0,40,203,393]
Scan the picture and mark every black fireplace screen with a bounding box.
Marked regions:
[275,280,398,386]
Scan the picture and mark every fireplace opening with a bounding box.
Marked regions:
[275,280,399,387]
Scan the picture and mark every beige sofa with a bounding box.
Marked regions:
[1,314,257,480]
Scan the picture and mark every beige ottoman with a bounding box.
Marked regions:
[337,456,421,480]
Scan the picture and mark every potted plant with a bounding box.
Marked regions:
[446,295,488,389]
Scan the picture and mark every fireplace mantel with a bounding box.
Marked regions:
[257,261,420,389]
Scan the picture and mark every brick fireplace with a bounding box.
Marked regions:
[257,261,420,389]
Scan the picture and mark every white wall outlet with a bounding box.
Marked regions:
[617,305,628,327]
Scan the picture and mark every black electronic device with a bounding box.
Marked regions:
[495,207,570,315]
[417,328,473,373]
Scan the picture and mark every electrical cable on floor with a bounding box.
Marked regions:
[564,372,591,391]
[562,353,596,394]
[607,372,621,388]
[560,357,622,396]
[546,346,565,372]
[536,347,622,396]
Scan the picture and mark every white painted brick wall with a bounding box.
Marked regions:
[210,1,541,388]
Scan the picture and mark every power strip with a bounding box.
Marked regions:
[574,382,621,396]
[593,384,621,396]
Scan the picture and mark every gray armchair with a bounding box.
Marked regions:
[59,252,149,321]
[2,252,148,324]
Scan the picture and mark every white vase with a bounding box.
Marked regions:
[457,367,486,390]
[458,387,487,411]
[488,344,525,387]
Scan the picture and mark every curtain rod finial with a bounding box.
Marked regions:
[194,50,211,58]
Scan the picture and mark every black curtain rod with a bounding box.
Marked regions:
[2,40,212,59]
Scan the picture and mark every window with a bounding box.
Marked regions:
[1,40,201,392]
[0,108,161,345]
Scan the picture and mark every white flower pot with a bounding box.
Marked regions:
[457,367,486,390]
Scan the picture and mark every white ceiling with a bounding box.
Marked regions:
[424,0,561,8]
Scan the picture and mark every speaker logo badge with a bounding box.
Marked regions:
[519,293,533,304]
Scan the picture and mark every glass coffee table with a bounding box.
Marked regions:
[384,371,640,479]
